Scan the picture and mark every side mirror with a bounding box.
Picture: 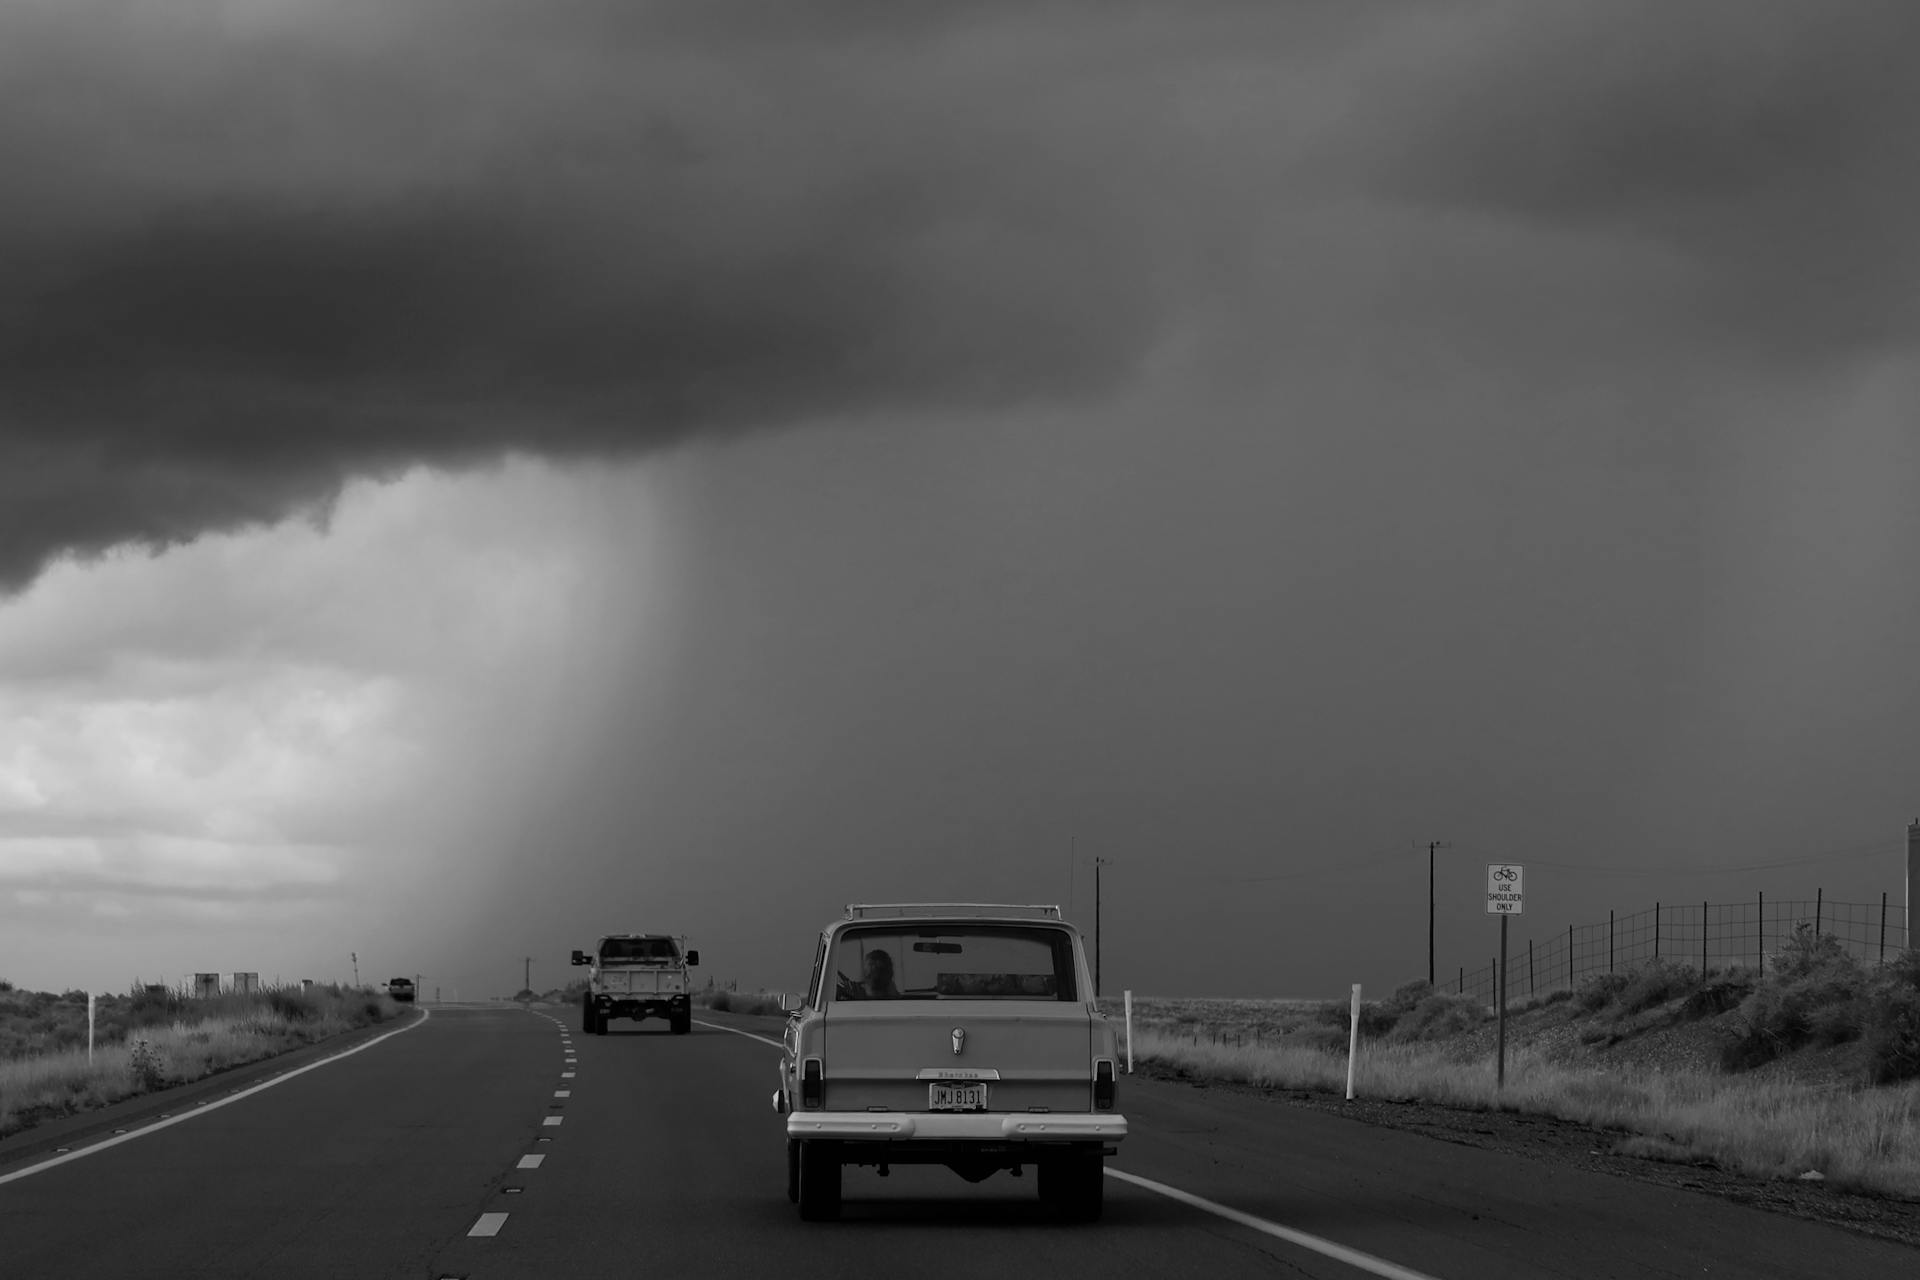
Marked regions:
[685,949,700,967]
[778,992,806,1015]
[570,950,588,966]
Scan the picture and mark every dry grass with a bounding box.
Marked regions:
[0,985,398,1139]
[1112,994,1920,1200]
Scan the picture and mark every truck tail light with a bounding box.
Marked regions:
[801,1058,823,1109]
[1093,1059,1116,1110]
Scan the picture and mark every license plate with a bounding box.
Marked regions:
[928,1082,987,1111]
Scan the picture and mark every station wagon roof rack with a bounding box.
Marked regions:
[843,903,1063,920]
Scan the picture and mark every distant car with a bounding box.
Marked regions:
[387,978,416,1003]
[773,903,1126,1221]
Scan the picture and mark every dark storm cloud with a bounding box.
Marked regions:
[1356,0,1920,361]
[0,0,1183,590]
[3,0,1916,593]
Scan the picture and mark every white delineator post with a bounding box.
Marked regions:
[1345,984,1361,1100]
[87,992,96,1065]
[1123,989,1134,1074]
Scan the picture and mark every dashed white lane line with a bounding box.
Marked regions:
[561,1071,576,1078]
[1105,1169,1443,1280]
[554,1090,571,1098]
[542,1116,563,1127]
[516,1154,545,1170]
[0,1008,433,1187]
[467,1212,509,1238]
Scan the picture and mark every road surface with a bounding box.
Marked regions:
[0,1003,1911,1278]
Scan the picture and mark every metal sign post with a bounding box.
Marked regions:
[1486,864,1524,1088]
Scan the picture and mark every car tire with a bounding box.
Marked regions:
[672,1009,691,1035]
[786,1139,801,1203]
[796,1140,841,1221]
[581,998,594,1035]
[593,1009,608,1036]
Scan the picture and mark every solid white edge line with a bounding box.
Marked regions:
[693,1018,784,1049]
[1105,1169,1443,1280]
[467,1211,509,1237]
[698,1016,1439,1280]
[0,1007,433,1187]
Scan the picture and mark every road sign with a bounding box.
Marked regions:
[1486,863,1524,915]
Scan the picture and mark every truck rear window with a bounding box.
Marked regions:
[600,938,680,962]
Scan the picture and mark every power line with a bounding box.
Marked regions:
[1449,836,1903,878]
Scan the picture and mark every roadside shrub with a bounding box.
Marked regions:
[1575,971,1630,1013]
[708,990,734,1012]
[127,1038,169,1090]
[1864,986,1920,1084]
[267,989,319,1023]
[1615,960,1702,1017]
[1771,922,1850,980]
[1680,974,1754,1021]
[360,999,387,1024]
[1386,992,1486,1043]
[0,979,13,992]
[1720,953,1869,1070]
[128,985,184,1028]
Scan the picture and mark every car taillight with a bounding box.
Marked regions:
[1093,1059,1116,1110]
[801,1058,823,1109]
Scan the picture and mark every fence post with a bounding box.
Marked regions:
[1655,901,1661,960]
[1609,910,1614,973]
[1816,887,1822,937]
[1528,939,1535,997]
[1458,965,1464,995]
[1568,924,1574,989]
[1757,890,1763,972]
[1701,900,1708,976]
[1881,892,1889,966]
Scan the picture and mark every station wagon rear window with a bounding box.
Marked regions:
[832,925,1077,1002]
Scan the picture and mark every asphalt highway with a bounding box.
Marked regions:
[0,1003,1912,1278]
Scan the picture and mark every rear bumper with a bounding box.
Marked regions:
[594,993,689,1018]
[787,1112,1126,1142]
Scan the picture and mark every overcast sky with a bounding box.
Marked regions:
[3,1,1917,1002]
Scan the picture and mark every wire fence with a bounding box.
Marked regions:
[1448,891,1912,1007]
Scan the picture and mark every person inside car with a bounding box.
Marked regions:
[838,948,901,999]
[861,950,900,998]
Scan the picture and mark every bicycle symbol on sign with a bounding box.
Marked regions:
[1491,867,1519,883]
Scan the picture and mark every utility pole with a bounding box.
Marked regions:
[1093,857,1110,998]
[351,952,359,986]
[524,956,532,998]
[1428,841,1451,989]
